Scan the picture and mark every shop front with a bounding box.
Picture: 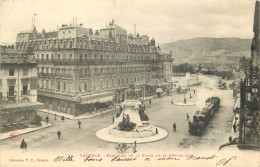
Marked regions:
[0,102,44,132]
[76,91,115,116]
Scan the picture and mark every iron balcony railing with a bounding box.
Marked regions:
[36,58,163,65]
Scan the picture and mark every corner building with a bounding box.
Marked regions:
[15,20,173,116]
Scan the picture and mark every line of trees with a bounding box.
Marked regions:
[172,63,196,74]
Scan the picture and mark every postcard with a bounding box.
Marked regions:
[0,0,259,166]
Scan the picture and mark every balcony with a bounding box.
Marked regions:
[38,72,73,78]
[0,55,36,64]
[36,58,162,65]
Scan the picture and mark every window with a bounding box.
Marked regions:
[84,83,87,91]
[23,68,28,76]
[51,54,54,60]
[57,81,60,90]
[9,69,14,76]
[46,54,49,60]
[42,54,44,60]
[63,82,66,91]
[70,54,73,59]
[8,86,14,96]
[23,84,28,95]
[58,54,60,60]
[69,41,73,48]
[80,54,83,60]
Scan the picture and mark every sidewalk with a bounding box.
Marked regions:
[39,96,154,120]
[39,107,117,120]
[0,122,53,140]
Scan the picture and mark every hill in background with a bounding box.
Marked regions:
[161,37,251,65]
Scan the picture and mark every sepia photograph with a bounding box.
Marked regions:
[0,0,259,166]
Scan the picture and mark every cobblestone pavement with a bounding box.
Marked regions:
[0,75,235,155]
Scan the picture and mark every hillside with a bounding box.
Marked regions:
[161,37,252,65]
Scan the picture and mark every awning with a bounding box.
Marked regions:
[0,102,44,112]
[156,88,163,93]
[79,91,115,104]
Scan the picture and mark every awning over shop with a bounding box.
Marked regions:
[146,82,158,86]
[79,91,115,104]
[156,88,163,93]
[0,102,44,113]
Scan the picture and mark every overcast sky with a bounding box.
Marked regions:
[0,0,257,45]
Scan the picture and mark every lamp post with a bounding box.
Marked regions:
[184,93,186,104]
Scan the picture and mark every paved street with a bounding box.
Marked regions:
[0,75,235,155]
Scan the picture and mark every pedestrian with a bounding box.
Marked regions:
[194,90,196,94]
[188,121,191,127]
[233,124,237,133]
[57,130,62,139]
[20,139,27,152]
[190,94,192,98]
[78,120,81,128]
[156,128,158,134]
[133,141,137,153]
[61,116,65,121]
[120,106,123,113]
[46,116,49,123]
[171,99,173,105]
[112,116,115,123]
[149,99,152,105]
[54,113,57,120]
[186,113,190,121]
[173,123,176,132]
[229,136,232,143]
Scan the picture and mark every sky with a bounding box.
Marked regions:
[0,0,257,45]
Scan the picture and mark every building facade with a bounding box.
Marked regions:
[15,20,173,116]
[239,1,260,148]
[0,46,42,131]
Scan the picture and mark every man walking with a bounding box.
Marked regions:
[54,113,57,120]
[149,99,152,105]
[173,123,176,132]
[186,113,190,121]
[78,120,81,128]
[229,136,232,143]
[57,130,62,139]
[133,141,137,153]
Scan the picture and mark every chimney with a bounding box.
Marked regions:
[89,28,93,35]
[42,29,46,38]
[95,30,99,36]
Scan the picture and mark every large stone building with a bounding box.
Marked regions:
[0,46,43,131]
[239,0,260,148]
[15,20,173,116]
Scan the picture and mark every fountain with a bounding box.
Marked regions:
[96,83,168,143]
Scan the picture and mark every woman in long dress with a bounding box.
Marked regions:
[20,139,27,152]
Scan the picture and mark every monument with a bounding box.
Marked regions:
[96,83,168,143]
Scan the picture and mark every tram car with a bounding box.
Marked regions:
[188,96,221,136]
